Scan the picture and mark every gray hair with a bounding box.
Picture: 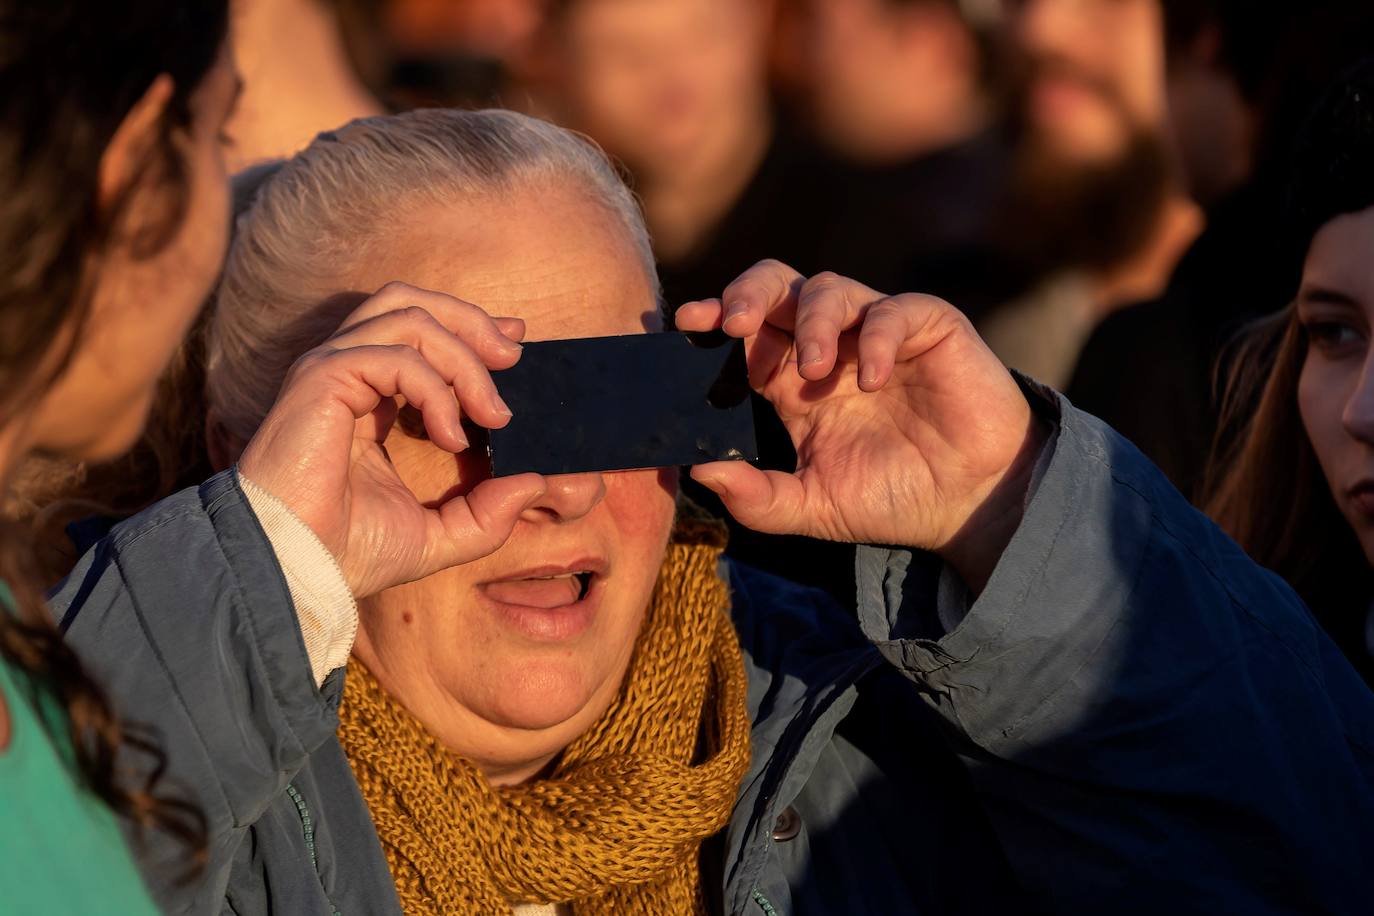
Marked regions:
[207,108,657,444]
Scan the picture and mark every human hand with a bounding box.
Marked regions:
[237,282,547,599]
[675,261,1047,593]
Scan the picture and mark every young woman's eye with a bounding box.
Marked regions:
[1305,320,1364,354]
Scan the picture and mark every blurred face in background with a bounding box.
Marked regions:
[999,0,1174,272]
[782,0,984,163]
[1298,207,1374,566]
[552,0,770,175]
[385,0,545,59]
[1011,0,1167,166]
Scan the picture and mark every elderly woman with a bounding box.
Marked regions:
[52,109,1374,915]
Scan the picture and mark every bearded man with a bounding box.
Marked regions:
[977,0,1202,388]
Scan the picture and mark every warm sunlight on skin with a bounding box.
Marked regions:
[345,183,678,786]
[27,45,241,462]
[1298,206,1374,565]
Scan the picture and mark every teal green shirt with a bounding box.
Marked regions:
[0,583,159,914]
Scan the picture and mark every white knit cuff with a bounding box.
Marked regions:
[237,470,358,687]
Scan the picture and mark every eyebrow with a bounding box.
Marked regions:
[1297,285,1364,310]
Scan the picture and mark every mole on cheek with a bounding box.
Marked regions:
[402,612,414,625]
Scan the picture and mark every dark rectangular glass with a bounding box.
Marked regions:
[488,331,758,476]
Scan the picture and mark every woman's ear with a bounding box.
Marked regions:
[97,73,176,212]
[205,411,247,472]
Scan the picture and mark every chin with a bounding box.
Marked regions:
[482,658,611,733]
[76,416,148,463]
[67,395,153,463]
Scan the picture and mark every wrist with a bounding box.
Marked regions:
[936,411,1051,596]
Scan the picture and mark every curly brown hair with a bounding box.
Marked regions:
[0,0,232,873]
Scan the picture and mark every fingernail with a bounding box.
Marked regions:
[724,301,748,325]
[860,361,879,387]
[492,394,513,417]
[800,342,823,366]
[697,473,725,492]
[453,429,470,450]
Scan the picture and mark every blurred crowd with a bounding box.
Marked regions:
[225,0,1374,606]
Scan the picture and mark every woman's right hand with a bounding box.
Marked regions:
[237,282,547,599]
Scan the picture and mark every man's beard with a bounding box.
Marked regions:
[995,68,1174,279]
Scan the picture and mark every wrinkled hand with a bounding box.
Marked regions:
[238,282,547,599]
[675,261,1047,592]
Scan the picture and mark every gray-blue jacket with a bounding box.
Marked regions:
[52,385,1374,915]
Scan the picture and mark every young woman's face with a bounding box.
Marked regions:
[348,183,678,785]
[1297,205,1374,565]
[27,43,240,462]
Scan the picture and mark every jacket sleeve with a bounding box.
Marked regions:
[49,470,337,915]
[855,380,1374,915]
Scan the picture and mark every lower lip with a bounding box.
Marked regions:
[476,576,602,643]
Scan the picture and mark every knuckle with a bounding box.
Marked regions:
[946,301,974,328]
[376,279,414,299]
[801,272,847,302]
[724,275,761,299]
[434,290,481,320]
[287,348,327,379]
[869,299,905,321]
[395,305,434,329]
[760,257,803,286]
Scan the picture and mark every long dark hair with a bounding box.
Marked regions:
[1204,308,1372,674]
[0,0,229,865]
[1204,57,1374,682]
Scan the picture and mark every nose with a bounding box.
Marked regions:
[518,472,607,524]
[1342,354,1374,446]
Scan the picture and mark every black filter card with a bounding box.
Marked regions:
[488,331,758,476]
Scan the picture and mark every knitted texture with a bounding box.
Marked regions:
[337,515,752,914]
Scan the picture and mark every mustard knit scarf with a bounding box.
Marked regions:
[337,516,752,914]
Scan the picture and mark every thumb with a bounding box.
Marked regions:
[690,463,807,536]
[428,473,547,570]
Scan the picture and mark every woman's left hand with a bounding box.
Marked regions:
[675,260,1048,592]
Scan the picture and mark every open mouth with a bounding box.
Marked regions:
[534,570,593,601]
[480,569,598,609]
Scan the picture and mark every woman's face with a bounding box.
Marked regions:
[1298,205,1374,565]
[27,43,240,462]
[349,184,678,784]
